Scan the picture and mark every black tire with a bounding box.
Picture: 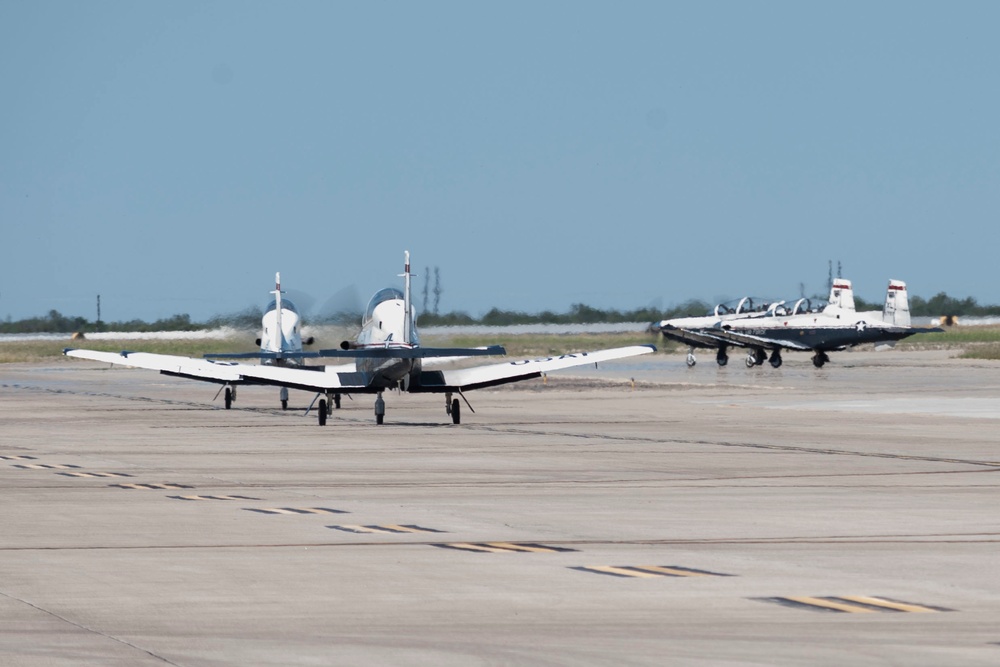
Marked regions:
[716,354,728,367]
[376,414,384,425]
[281,399,288,410]
[224,387,232,410]
[769,354,782,369]
[334,393,341,409]
[451,398,461,424]
[812,354,826,368]
[318,399,327,426]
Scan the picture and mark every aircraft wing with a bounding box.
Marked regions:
[64,348,358,388]
[65,349,246,383]
[409,345,657,392]
[660,326,737,349]
[709,330,814,351]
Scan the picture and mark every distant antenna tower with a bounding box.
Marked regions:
[96,295,101,328]
[422,266,430,313]
[827,261,833,293]
[837,261,842,279]
[433,267,442,315]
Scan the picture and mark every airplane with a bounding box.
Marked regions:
[65,252,657,425]
[62,273,319,410]
[232,272,317,409]
[655,280,855,367]
[704,280,941,368]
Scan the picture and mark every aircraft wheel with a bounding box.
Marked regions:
[224,387,233,409]
[769,354,783,369]
[281,400,288,410]
[745,353,756,368]
[812,353,826,368]
[451,398,461,424]
[334,393,341,409]
[318,399,327,426]
[686,352,696,367]
[716,353,728,367]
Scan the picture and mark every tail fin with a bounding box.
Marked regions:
[883,280,910,326]
[828,279,855,312]
[399,251,414,344]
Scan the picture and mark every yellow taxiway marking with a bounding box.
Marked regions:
[784,596,877,613]
[585,566,662,578]
[636,565,711,577]
[837,595,938,613]
[484,542,553,553]
[446,543,512,553]
[381,525,429,533]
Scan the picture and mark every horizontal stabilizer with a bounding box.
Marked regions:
[307,345,506,359]
[204,351,289,360]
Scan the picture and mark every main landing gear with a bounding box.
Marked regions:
[315,393,339,426]
[280,387,289,410]
[686,348,697,367]
[769,350,783,368]
[223,385,236,409]
[716,348,729,367]
[812,351,830,368]
[745,348,768,368]
[445,392,461,424]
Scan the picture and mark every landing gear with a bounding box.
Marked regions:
[451,398,461,424]
[334,393,341,409]
[280,387,289,410]
[769,350,783,368]
[374,392,385,425]
[746,348,767,368]
[445,392,453,416]
[716,348,729,367]
[812,351,829,368]
[318,399,327,426]
[686,349,697,367]
[224,386,234,409]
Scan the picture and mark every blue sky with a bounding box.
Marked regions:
[2,1,999,322]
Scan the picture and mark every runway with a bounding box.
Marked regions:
[2,349,999,665]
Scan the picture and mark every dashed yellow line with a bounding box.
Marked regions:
[584,566,662,578]
[483,542,555,553]
[444,542,513,553]
[783,597,878,613]
[836,595,939,613]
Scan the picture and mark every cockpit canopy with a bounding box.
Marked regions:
[265,298,300,314]
[364,288,404,322]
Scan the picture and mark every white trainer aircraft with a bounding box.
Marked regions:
[667,280,939,369]
[65,252,656,425]
[655,280,855,367]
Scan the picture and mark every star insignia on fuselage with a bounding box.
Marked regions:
[855,321,867,333]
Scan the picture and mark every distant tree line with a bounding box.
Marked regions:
[4,292,1000,334]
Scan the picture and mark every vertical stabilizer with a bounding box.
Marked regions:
[828,279,855,312]
[272,273,284,353]
[400,251,413,344]
[883,280,910,326]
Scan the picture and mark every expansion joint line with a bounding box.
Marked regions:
[0,589,180,666]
